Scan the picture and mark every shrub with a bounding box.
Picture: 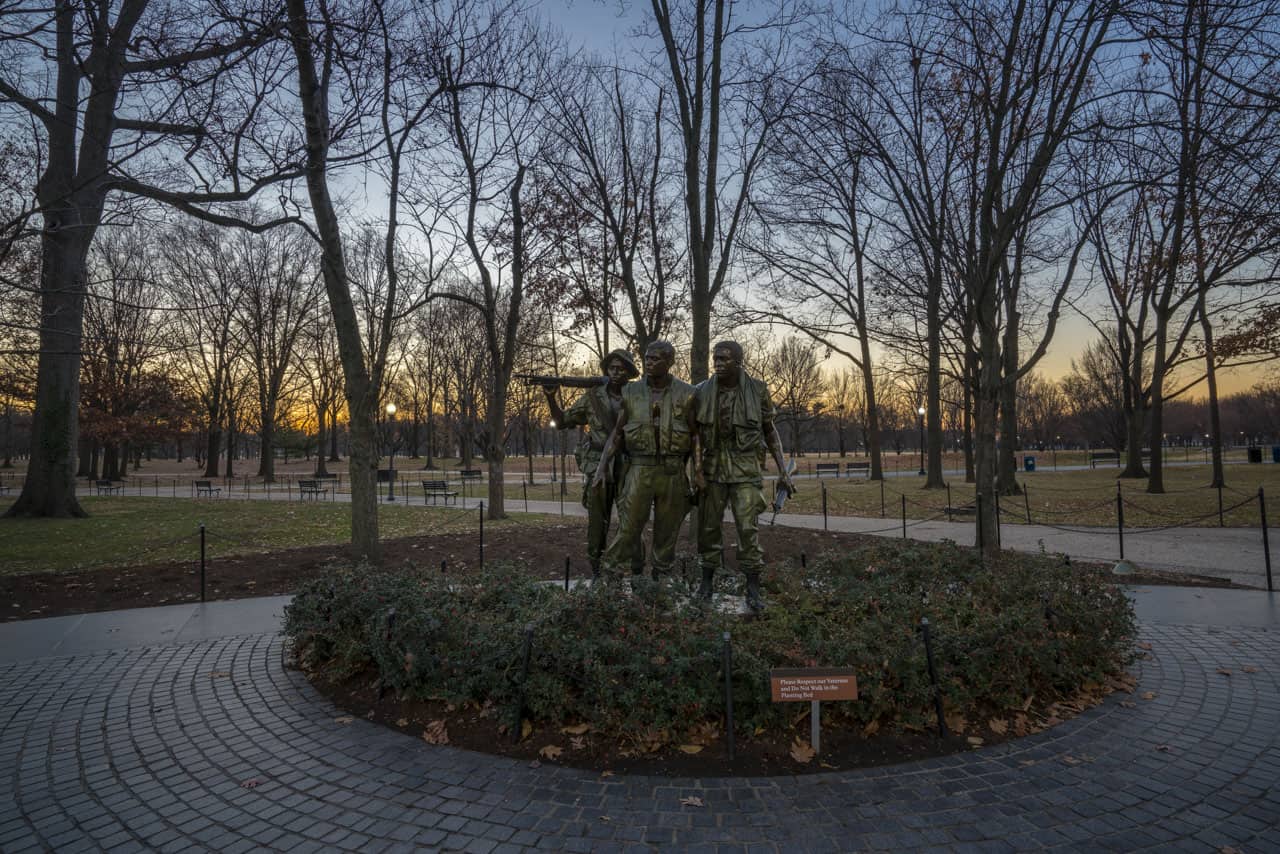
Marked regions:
[283,541,1136,742]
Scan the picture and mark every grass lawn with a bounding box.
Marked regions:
[0,497,549,576]
[784,463,1280,528]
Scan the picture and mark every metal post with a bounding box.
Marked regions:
[821,482,828,531]
[559,479,564,516]
[564,556,571,592]
[512,623,534,744]
[523,481,528,513]
[1024,488,1031,524]
[810,700,821,756]
[946,483,953,522]
[441,559,446,575]
[1260,487,1273,593]
[722,632,735,761]
[1116,483,1125,560]
[920,617,947,738]
[199,524,206,603]
[880,478,885,518]
[901,494,907,539]
[801,552,807,570]
[1218,484,1225,527]
[479,501,485,569]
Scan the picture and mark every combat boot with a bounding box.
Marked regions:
[745,572,766,612]
[697,567,715,601]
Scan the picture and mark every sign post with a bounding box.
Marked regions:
[769,667,858,756]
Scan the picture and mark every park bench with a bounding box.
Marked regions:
[459,468,483,483]
[1089,452,1120,468]
[194,479,221,497]
[95,479,122,496]
[422,479,459,506]
[298,479,329,501]
[815,462,841,478]
[846,461,871,478]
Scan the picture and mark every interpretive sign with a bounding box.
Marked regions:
[769,667,858,702]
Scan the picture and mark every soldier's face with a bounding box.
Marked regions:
[644,346,673,379]
[713,347,739,380]
[605,358,630,384]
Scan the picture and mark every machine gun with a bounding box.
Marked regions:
[768,458,799,525]
[515,373,607,389]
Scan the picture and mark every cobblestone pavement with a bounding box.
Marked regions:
[1,624,1277,853]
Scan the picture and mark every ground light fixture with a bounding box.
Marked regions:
[917,405,926,475]
[386,402,397,502]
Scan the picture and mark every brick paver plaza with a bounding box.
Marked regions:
[1,599,1278,851]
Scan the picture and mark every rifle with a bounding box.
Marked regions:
[515,373,607,389]
[768,458,799,525]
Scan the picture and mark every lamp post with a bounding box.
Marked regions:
[917,405,926,476]
[549,419,557,484]
[1053,435,1060,471]
[385,402,397,502]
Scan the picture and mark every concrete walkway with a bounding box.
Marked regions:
[1,586,1278,852]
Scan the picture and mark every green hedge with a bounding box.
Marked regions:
[284,540,1136,739]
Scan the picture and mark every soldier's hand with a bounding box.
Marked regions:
[693,470,706,491]
[782,476,798,496]
[591,468,608,489]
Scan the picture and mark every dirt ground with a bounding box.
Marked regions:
[1,519,1232,622]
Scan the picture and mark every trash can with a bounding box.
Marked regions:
[1273,445,1280,463]
[1023,455,1036,472]
[1247,447,1262,464]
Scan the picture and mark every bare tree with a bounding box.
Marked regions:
[1,0,298,517]
[759,336,827,456]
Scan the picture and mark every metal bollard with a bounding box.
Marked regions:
[564,556,571,592]
[822,482,828,531]
[1116,483,1125,560]
[880,478,885,518]
[1261,487,1273,593]
[479,501,485,569]
[512,623,534,744]
[722,631,735,761]
[199,524,207,603]
[920,617,947,738]
[1023,488,1031,524]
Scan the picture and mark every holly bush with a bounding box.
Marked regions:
[284,540,1135,742]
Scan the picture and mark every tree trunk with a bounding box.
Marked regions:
[859,336,884,481]
[1198,294,1225,489]
[997,301,1021,495]
[314,402,330,477]
[329,409,340,461]
[76,438,92,478]
[258,411,276,481]
[204,427,221,478]
[4,226,92,518]
[924,286,945,489]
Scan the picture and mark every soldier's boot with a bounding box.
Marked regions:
[745,572,766,613]
[697,567,715,602]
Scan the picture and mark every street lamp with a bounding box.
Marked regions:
[549,419,557,483]
[1053,435,1060,471]
[385,402,397,502]
[917,405,926,476]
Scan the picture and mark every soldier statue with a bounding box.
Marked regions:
[692,340,795,611]
[593,341,697,582]
[542,349,644,579]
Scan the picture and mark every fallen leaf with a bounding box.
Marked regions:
[945,712,968,734]
[240,779,260,789]
[861,720,880,738]
[209,671,230,679]
[560,723,591,735]
[988,718,1008,735]
[333,716,354,725]
[1061,755,1081,765]
[789,738,816,764]
[678,744,704,754]
[1021,694,1035,712]
[1141,691,1157,700]
[422,719,449,745]
[521,719,533,741]
[1154,744,1171,752]
[600,770,614,778]
[1243,666,1258,674]
[528,759,541,768]
[819,761,837,769]
[395,718,409,728]
[966,736,984,747]
[1137,642,1152,651]
[679,796,705,808]
[1120,701,1136,709]
[538,745,563,760]
[570,736,586,751]
[1216,668,1232,676]
[599,815,612,822]
[1220,847,1243,854]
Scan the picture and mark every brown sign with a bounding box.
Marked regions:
[770,667,859,702]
